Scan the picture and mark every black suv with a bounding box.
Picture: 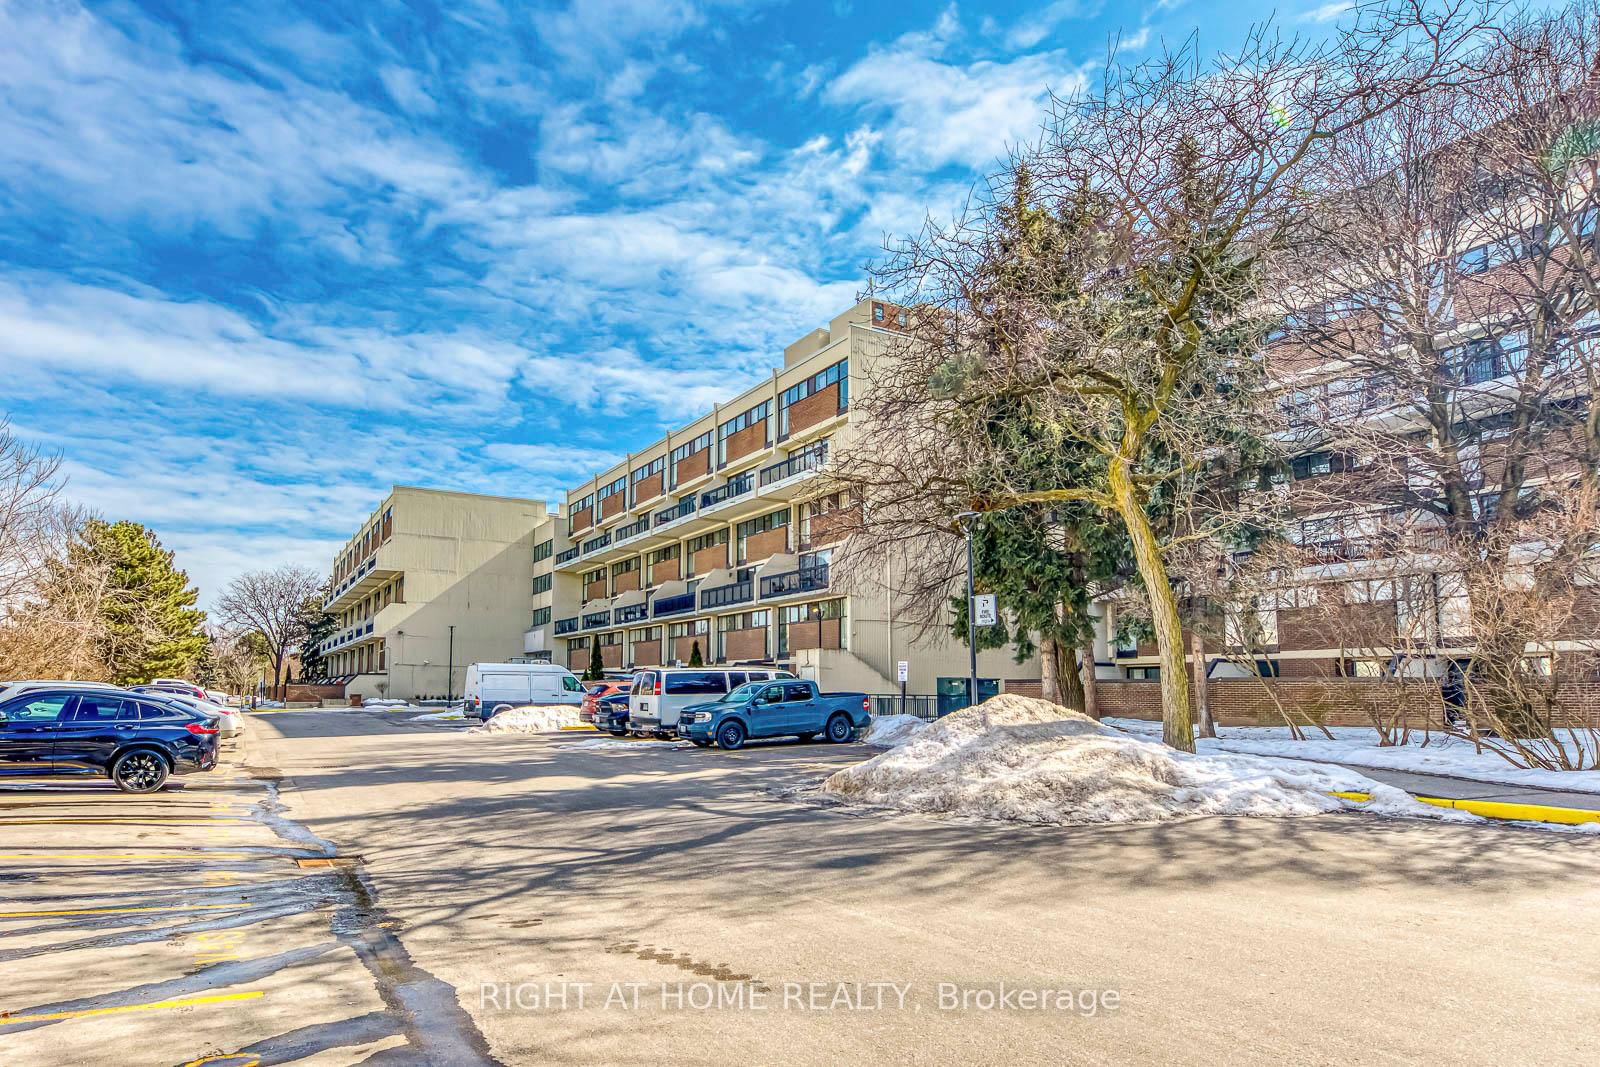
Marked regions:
[0,688,219,792]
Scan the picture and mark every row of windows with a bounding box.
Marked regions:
[573,493,594,513]
[718,610,771,632]
[533,539,552,562]
[597,475,627,501]
[632,456,666,482]
[648,544,680,564]
[532,606,552,627]
[736,509,789,539]
[532,573,552,595]
[687,528,729,554]
[612,557,638,576]
[670,431,713,466]
[777,360,848,436]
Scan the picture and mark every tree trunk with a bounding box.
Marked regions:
[1057,640,1086,711]
[1040,634,1060,704]
[1189,629,1215,738]
[1109,460,1193,751]
[1079,645,1100,719]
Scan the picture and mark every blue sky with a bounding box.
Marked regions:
[0,0,1353,603]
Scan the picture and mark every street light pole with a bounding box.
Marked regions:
[958,510,980,710]
[447,625,455,704]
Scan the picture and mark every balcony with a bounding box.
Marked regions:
[656,499,697,526]
[701,473,754,511]
[653,592,697,618]
[582,610,612,629]
[700,578,754,610]
[555,616,580,635]
[323,555,401,611]
[760,562,830,599]
[555,546,581,565]
[615,516,651,543]
[615,602,650,625]
[581,531,612,556]
[759,445,827,488]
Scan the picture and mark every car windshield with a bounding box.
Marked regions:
[721,681,766,703]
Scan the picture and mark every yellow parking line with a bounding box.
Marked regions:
[0,903,243,919]
[0,991,263,1024]
[0,852,258,862]
[0,817,252,825]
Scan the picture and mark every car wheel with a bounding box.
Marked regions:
[825,715,853,743]
[112,750,169,793]
[716,721,747,750]
[796,732,817,743]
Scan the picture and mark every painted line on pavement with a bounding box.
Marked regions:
[1331,790,1600,826]
[0,851,261,862]
[0,991,263,1025]
[0,903,244,919]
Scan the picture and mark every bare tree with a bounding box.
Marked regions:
[214,565,322,699]
[840,2,1495,750]
[203,625,270,699]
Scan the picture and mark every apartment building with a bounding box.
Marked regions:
[317,487,552,701]
[523,297,1041,707]
[1087,194,1600,723]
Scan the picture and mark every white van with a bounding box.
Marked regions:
[627,667,795,736]
[464,663,585,719]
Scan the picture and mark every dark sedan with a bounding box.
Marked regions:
[0,688,219,792]
[592,691,632,735]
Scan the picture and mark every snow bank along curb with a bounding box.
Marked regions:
[1331,791,1600,828]
[468,704,585,734]
[825,695,1468,827]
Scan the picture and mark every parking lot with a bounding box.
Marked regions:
[6,708,1600,1065]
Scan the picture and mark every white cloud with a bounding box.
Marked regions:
[1303,2,1353,22]
[826,18,1089,171]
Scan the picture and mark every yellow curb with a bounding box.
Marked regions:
[559,726,597,731]
[1330,791,1600,826]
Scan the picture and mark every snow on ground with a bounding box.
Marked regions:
[361,699,409,708]
[410,709,465,722]
[1107,718,1600,796]
[468,704,585,733]
[823,695,1471,827]
[863,714,929,748]
[564,737,696,751]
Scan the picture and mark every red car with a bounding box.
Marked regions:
[580,681,632,725]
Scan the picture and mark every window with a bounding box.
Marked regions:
[648,544,680,565]
[532,573,553,595]
[783,682,813,702]
[612,558,639,577]
[533,539,553,562]
[736,509,789,561]
[1290,452,1352,480]
[716,402,771,463]
[718,610,770,632]
[799,490,853,546]
[572,493,594,514]
[669,432,713,467]
[1,693,73,721]
[531,607,552,627]
[665,672,729,695]
[1457,239,1516,275]
[669,619,709,638]
[778,360,848,436]
[896,308,907,326]
[1127,667,1161,681]
[562,675,583,692]
[583,568,605,586]
[136,701,181,720]
[597,475,626,501]
[687,529,730,555]
[632,456,667,483]
[70,695,127,722]
[872,303,885,322]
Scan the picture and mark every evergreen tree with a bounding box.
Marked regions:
[584,638,605,681]
[75,519,206,684]
[295,586,337,681]
[687,639,704,667]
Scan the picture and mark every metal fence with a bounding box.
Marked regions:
[867,694,942,721]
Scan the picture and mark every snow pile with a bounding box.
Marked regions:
[863,714,929,748]
[362,699,408,708]
[823,695,1466,826]
[410,709,464,722]
[468,704,585,733]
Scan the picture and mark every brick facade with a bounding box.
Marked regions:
[721,627,769,661]
[584,578,607,601]
[600,492,626,520]
[744,525,789,561]
[786,618,842,652]
[675,448,710,486]
[671,635,708,664]
[804,503,860,549]
[634,472,664,505]
[631,640,662,666]
[612,569,641,594]
[722,420,769,466]
[785,382,842,437]
[570,505,593,533]
[692,542,728,576]
[650,558,681,584]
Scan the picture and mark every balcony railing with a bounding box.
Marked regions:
[701,473,754,509]
[760,562,830,599]
[554,616,580,635]
[581,531,612,555]
[555,547,581,565]
[759,445,828,487]
[700,579,753,610]
[615,602,650,625]
[652,592,697,617]
[615,516,650,542]
[582,610,611,629]
[656,499,696,526]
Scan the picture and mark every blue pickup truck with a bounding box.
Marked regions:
[677,679,871,749]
